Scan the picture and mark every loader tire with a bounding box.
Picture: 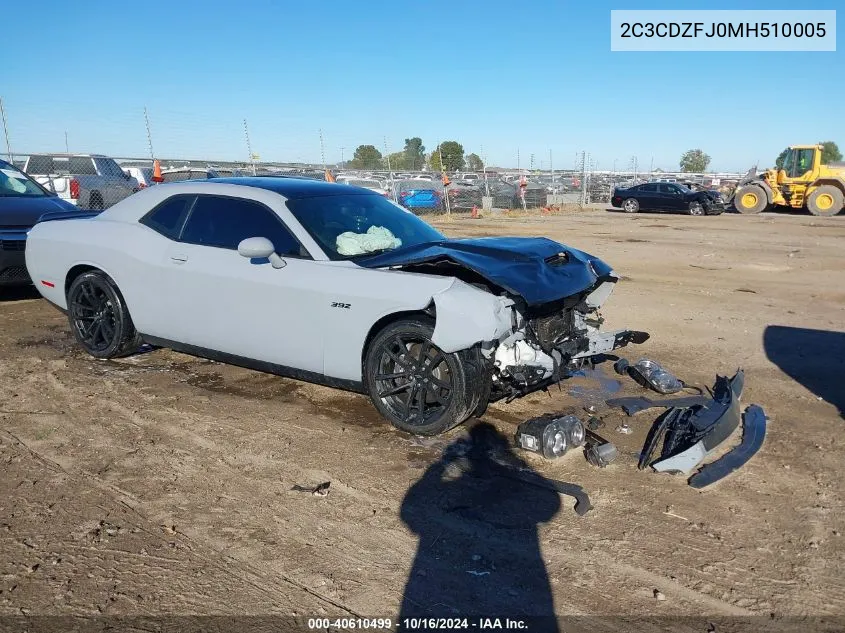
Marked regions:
[807,185,844,217]
[734,185,768,214]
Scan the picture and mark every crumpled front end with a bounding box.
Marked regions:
[484,272,649,402]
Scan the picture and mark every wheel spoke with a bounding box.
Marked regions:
[426,384,450,405]
[415,383,426,419]
[89,320,104,346]
[375,371,408,381]
[385,347,410,370]
[429,375,452,391]
[378,381,411,398]
[71,300,96,314]
[100,317,115,342]
[416,341,431,363]
[402,383,418,422]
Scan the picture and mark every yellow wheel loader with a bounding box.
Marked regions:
[732,145,845,217]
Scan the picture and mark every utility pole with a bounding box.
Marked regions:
[340,146,345,170]
[384,136,396,202]
[244,119,256,176]
[649,156,654,178]
[319,128,326,170]
[438,143,451,216]
[549,149,554,189]
[482,144,489,197]
[64,131,69,153]
[0,97,12,162]
[530,153,535,171]
[580,150,587,207]
[143,107,155,161]
[517,147,520,172]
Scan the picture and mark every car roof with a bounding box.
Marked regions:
[205,177,374,199]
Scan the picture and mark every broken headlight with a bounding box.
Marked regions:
[516,415,585,459]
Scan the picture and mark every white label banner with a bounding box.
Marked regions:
[611,10,836,51]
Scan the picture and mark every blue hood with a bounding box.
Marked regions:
[0,195,77,227]
[356,236,616,307]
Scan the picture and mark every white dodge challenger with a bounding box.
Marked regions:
[25,178,648,435]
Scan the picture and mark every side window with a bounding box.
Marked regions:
[139,195,194,240]
[181,195,306,257]
[640,184,658,193]
[26,156,54,175]
[94,158,125,178]
[68,157,97,175]
[659,184,679,194]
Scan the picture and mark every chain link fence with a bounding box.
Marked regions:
[1,98,746,213]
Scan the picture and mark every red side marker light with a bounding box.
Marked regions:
[41,280,55,288]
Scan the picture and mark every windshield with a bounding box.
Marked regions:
[0,162,49,197]
[286,193,445,260]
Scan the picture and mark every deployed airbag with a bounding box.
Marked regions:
[336,226,401,256]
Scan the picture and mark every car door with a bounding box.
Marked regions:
[658,183,685,211]
[160,193,325,375]
[636,183,659,209]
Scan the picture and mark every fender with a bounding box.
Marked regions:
[431,279,514,353]
[811,177,845,194]
[754,179,775,204]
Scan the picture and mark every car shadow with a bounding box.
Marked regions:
[398,422,561,630]
[0,286,41,302]
[764,325,845,418]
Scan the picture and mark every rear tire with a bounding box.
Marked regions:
[364,317,481,435]
[67,271,142,359]
[734,185,768,214]
[89,191,104,211]
[807,185,844,217]
[622,198,639,213]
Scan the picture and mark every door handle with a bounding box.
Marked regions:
[170,254,188,264]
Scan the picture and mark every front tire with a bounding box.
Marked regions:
[67,271,142,359]
[364,317,481,435]
[734,185,768,214]
[622,198,639,213]
[807,185,844,217]
[688,200,705,216]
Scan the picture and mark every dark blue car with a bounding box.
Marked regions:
[0,159,77,287]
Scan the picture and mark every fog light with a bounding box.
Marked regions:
[515,415,586,459]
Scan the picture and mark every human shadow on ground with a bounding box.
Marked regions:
[398,422,562,632]
[764,325,845,419]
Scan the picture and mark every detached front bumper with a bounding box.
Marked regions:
[0,231,30,286]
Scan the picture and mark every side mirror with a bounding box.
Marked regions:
[238,237,286,269]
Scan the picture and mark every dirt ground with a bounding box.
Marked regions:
[1,207,844,631]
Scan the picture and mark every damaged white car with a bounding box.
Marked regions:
[25,178,648,435]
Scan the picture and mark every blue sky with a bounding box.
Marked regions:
[4,0,842,171]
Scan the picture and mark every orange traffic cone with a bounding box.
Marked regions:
[325,169,336,183]
[471,205,479,218]
[152,159,163,183]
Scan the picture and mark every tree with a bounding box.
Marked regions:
[466,153,484,171]
[403,137,425,171]
[348,145,382,170]
[820,141,842,164]
[775,148,789,169]
[431,141,465,172]
[679,149,711,173]
[385,151,409,170]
